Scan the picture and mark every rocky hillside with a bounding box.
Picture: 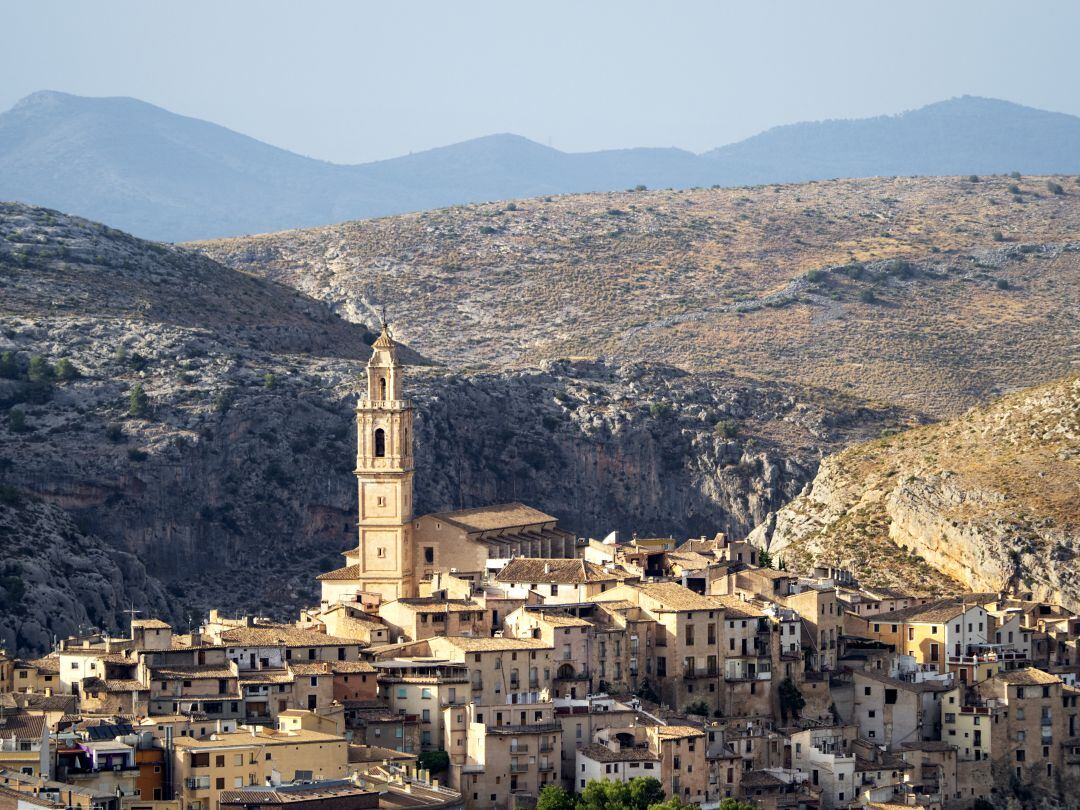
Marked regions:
[754,376,1080,605]
[0,204,903,653]
[197,175,1080,418]
[0,491,173,654]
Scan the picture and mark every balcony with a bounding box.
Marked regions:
[472,682,484,691]
[539,742,554,753]
[510,763,530,774]
[509,744,530,754]
[682,669,718,679]
[538,762,555,772]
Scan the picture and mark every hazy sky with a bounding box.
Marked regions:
[5,1,1079,164]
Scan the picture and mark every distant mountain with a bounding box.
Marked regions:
[1,91,1079,241]
[704,96,1080,183]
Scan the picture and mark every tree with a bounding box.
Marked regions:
[757,548,773,569]
[8,408,27,433]
[577,777,663,810]
[648,798,697,810]
[778,677,806,721]
[128,383,149,418]
[27,355,52,383]
[1048,180,1065,195]
[717,800,758,810]
[536,784,576,810]
[54,358,80,381]
[417,750,449,774]
[0,352,18,379]
[263,372,276,388]
[684,699,710,717]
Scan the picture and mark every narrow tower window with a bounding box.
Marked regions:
[374,428,386,457]
[379,377,387,400]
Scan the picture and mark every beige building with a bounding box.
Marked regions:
[171,726,347,810]
[596,582,728,713]
[374,658,469,751]
[378,598,492,643]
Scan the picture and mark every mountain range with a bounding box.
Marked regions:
[2,91,1080,241]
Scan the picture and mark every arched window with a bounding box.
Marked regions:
[379,377,387,400]
[374,428,386,457]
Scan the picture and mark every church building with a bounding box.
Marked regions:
[317,324,575,609]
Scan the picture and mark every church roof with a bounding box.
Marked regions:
[372,324,396,351]
[495,558,622,585]
[428,502,557,533]
[317,564,363,581]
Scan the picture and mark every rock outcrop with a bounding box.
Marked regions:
[755,376,1080,605]
[0,492,173,655]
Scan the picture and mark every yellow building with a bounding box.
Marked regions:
[171,726,347,810]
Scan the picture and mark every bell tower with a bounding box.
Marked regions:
[351,323,415,601]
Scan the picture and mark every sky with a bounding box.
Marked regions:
[4,1,1079,165]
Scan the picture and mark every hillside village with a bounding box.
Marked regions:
[3,326,1079,810]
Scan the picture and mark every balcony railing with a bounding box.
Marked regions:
[509,763,530,773]
[509,744,530,754]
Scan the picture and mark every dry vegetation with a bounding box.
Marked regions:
[196,175,1080,418]
[767,375,1080,598]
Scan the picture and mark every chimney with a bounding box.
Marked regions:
[543,563,551,575]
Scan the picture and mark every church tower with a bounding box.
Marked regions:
[350,323,415,602]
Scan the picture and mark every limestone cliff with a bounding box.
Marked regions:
[754,376,1080,605]
[0,492,173,654]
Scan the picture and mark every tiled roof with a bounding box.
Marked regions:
[219,785,373,805]
[635,582,724,612]
[0,785,64,809]
[0,693,75,713]
[995,667,1061,686]
[853,670,952,692]
[666,551,715,570]
[219,624,360,648]
[428,502,557,533]
[317,564,363,581]
[534,612,592,628]
[132,618,172,629]
[172,728,342,748]
[655,725,705,739]
[394,598,485,614]
[740,770,785,788]
[496,558,621,585]
[711,594,764,619]
[871,594,998,624]
[239,671,294,685]
[103,679,148,692]
[331,661,376,674]
[0,713,45,739]
[288,662,332,676]
[150,666,236,679]
[433,636,552,653]
[26,657,60,674]
[578,743,658,763]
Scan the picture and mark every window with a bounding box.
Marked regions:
[377,547,386,558]
[424,547,434,564]
[374,428,386,457]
